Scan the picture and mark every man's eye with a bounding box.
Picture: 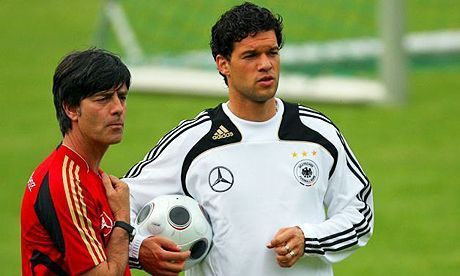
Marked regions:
[96,96,111,102]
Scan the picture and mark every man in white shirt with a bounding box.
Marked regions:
[124,2,374,275]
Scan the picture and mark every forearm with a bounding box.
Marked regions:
[300,193,374,263]
[300,134,374,263]
[104,210,131,273]
[128,231,147,269]
[82,213,130,275]
[106,227,130,273]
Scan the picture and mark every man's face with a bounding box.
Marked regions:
[217,30,280,103]
[75,84,128,146]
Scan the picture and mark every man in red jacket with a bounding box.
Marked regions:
[21,48,134,275]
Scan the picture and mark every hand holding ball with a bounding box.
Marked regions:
[135,195,213,270]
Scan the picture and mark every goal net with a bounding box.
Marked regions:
[94,0,460,104]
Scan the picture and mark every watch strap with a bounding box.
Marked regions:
[114,221,135,242]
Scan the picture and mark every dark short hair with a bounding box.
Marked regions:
[52,48,131,135]
[210,2,284,60]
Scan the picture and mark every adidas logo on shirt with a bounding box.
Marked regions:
[212,125,234,140]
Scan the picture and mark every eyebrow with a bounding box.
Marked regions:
[241,45,279,55]
[94,88,128,97]
[93,90,115,97]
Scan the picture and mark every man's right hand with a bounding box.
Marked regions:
[139,236,191,276]
[102,173,130,222]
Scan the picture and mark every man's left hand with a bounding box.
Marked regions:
[266,226,305,268]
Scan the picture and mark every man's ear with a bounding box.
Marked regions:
[216,55,230,77]
[63,103,80,122]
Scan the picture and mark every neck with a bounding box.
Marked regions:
[227,97,277,122]
[62,134,108,173]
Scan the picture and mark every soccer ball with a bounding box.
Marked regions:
[135,195,213,270]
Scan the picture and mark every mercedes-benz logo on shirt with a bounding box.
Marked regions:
[208,166,234,192]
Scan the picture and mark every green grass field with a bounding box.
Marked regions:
[1,1,459,275]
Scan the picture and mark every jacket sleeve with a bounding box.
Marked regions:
[298,130,374,263]
[122,114,212,269]
[122,137,186,269]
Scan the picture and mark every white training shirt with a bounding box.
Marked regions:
[124,98,374,276]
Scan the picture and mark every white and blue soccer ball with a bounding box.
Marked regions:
[135,195,213,270]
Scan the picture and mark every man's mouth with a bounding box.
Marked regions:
[258,76,275,86]
[108,122,124,128]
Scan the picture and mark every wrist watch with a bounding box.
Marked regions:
[114,221,136,242]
